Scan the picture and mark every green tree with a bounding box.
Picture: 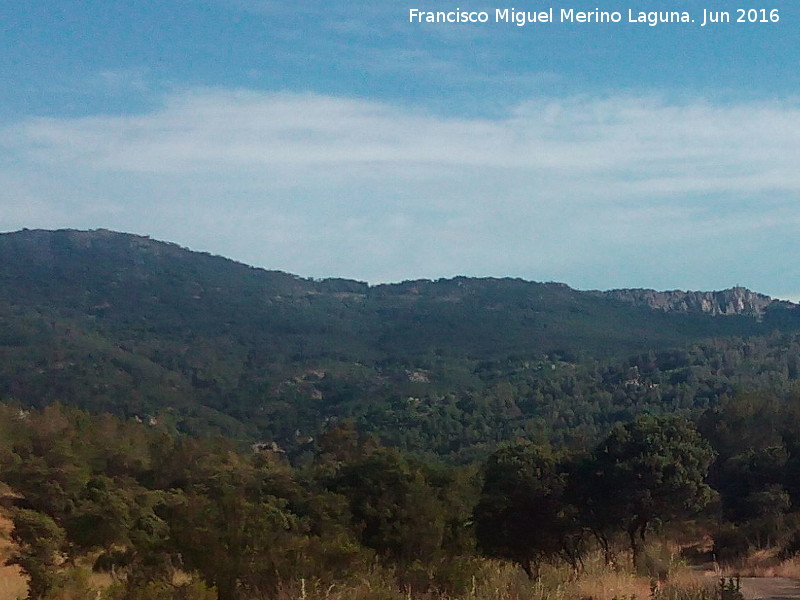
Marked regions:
[585,415,714,566]
[65,476,134,551]
[7,509,66,600]
[164,451,310,600]
[473,441,579,578]
[169,485,301,600]
[330,448,446,565]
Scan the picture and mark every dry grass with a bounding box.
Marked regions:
[719,548,800,579]
[266,549,709,600]
[0,534,715,600]
[0,512,27,600]
[573,569,653,600]
[768,557,800,579]
[664,568,708,590]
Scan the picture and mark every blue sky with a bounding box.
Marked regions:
[2,1,799,298]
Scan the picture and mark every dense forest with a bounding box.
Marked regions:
[4,229,800,599]
[2,229,800,459]
[4,395,800,599]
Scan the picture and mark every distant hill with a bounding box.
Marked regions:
[2,228,800,457]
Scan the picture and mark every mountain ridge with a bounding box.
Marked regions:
[2,227,800,455]
[3,228,790,316]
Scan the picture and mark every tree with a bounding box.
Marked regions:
[584,415,714,566]
[166,460,304,600]
[473,441,579,578]
[330,448,446,565]
[7,509,66,599]
[65,476,134,551]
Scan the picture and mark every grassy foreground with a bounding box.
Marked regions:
[0,532,721,600]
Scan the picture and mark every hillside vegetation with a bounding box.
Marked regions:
[2,229,800,458]
[5,230,800,598]
[2,398,800,599]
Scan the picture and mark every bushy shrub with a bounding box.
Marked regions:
[102,580,216,600]
[713,526,750,564]
[779,530,800,560]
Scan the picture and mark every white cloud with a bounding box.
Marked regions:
[2,88,800,295]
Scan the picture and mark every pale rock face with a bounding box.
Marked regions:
[598,286,794,318]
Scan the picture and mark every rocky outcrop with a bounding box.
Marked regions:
[599,286,793,317]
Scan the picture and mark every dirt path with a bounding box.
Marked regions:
[739,577,800,600]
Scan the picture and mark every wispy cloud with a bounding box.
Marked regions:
[2,88,800,294]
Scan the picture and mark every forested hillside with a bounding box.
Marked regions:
[6,229,800,599]
[2,228,800,458]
